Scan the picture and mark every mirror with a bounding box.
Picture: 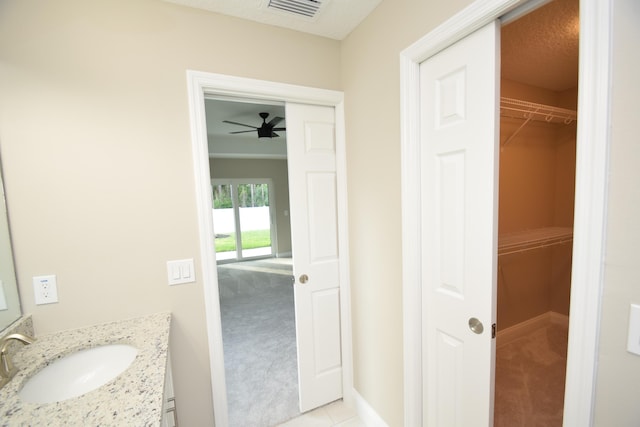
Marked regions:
[0,157,21,332]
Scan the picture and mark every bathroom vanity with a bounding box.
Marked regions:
[0,312,173,426]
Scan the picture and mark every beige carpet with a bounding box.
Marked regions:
[494,321,568,426]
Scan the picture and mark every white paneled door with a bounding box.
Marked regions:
[286,103,342,413]
[420,21,500,426]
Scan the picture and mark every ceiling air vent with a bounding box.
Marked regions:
[267,0,323,18]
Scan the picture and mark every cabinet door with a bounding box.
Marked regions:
[161,353,177,427]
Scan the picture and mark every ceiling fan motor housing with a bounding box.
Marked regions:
[258,127,273,138]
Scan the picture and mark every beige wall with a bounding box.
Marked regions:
[209,158,292,256]
[594,0,640,424]
[0,0,339,425]
[551,105,577,316]
[340,0,474,424]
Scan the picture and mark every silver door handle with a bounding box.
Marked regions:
[299,274,309,284]
[468,317,484,334]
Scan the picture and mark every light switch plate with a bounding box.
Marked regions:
[167,259,195,286]
[627,303,640,356]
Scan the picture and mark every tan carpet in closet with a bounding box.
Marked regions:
[494,321,568,427]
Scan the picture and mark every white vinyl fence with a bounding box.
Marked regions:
[212,206,270,235]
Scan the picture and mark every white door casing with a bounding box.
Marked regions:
[401,1,611,426]
[420,21,500,426]
[286,103,343,412]
[186,71,352,427]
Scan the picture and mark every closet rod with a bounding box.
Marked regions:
[500,97,577,147]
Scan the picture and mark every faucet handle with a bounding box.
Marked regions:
[0,333,36,380]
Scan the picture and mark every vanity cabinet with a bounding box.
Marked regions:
[0,313,172,425]
[161,352,178,427]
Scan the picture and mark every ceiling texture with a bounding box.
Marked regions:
[189,0,579,159]
[502,0,579,92]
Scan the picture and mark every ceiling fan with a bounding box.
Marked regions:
[223,112,286,139]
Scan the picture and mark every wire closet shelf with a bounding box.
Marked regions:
[500,97,577,147]
[498,227,573,257]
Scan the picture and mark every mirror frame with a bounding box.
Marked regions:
[0,157,22,332]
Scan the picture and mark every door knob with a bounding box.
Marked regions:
[299,274,309,284]
[468,317,484,334]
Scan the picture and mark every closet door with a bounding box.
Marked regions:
[419,20,500,426]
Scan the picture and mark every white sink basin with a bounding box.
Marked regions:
[19,344,138,404]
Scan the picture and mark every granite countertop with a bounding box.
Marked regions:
[0,312,171,426]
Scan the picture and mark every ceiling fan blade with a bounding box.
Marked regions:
[229,130,256,134]
[223,120,258,129]
[271,132,280,137]
[272,127,286,132]
[267,116,284,127]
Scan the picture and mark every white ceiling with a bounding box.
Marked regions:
[201,0,579,158]
[206,98,288,159]
[164,0,383,40]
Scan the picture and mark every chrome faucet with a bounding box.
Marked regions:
[0,333,35,389]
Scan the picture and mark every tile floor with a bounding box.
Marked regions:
[277,400,364,427]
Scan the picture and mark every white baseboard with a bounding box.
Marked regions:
[497,311,569,347]
[352,389,389,427]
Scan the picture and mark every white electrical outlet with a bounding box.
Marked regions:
[33,275,58,305]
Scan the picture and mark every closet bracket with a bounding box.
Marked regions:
[500,97,577,148]
[502,113,534,148]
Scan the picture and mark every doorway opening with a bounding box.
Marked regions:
[187,70,351,427]
[206,97,301,426]
[495,0,579,425]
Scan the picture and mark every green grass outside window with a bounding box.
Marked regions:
[215,229,271,253]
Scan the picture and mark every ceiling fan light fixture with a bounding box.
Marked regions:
[223,112,285,139]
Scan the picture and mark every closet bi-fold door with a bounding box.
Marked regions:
[420,21,500,426]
